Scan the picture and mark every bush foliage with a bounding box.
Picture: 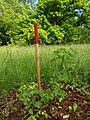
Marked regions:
[0,0,90,45]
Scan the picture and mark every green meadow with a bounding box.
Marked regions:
[0,44,90,93]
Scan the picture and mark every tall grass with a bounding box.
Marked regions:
[0,44,90,93]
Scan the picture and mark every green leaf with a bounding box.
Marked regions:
[27,116,36,120]
[73,103,78,112]
[69,106,72,111]
[34,101,42,108]
[70,84,75,90]
[42,110,48,118]
[29,109,33,115]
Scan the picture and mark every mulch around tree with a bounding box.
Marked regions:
[0,83,90,120]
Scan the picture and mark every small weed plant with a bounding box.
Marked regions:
[18,82,66,119]
[52,48,76,83]
[52,47,88,86]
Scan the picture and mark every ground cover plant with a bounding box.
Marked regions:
[0,44,90,120]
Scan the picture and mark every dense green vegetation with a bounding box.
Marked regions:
[0,45,90,119]
[0,45,90,93]
[0,0,90,45]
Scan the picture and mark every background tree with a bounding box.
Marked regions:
[19,0,37,8]
[0,0,90,45]
[36,0,90,44]
[0,0,35,45]
[0,0,19,45]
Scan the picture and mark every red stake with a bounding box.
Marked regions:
[34,23,41,90]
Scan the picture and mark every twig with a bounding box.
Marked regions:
[22,113,29,120]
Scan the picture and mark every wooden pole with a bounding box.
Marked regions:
[34,23,41,90]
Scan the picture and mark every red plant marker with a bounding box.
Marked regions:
[34,23,41,90]
[34,24,38,44]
